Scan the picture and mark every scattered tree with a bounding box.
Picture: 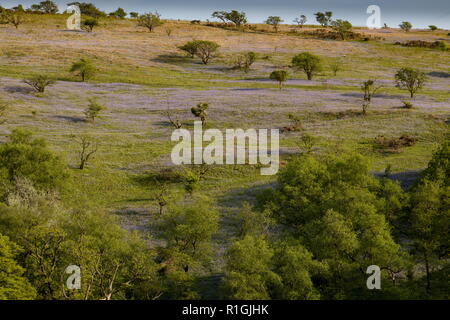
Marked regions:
[70,58,96,81]
[211,11,227,23]
[84,99,105,123]
[399,21,412,32]
[395,67,426,98]
[192,40,220,64]
[67,2,106,18]
[191,103,208,125]
[23,75,55,93]
[82,18,98,32]
[30,1,58,14]
[74,135,98,169]
[129,12,139,19]
[234,51,257,72]
[270,70,288,90]
[265,16,283,32]
[315,11,333,27]
[361,80,382,114]
[223,10,247,27]
[428,25,438,31]
[137,12,164,32]
[109,7,126,19]
[292,52,322,80]
[330,19,352,40]
[329,60,342,76]
[178,41,199,58]
[293,15,307,28]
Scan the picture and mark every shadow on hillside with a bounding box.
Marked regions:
[428,71,450,78]
[217,181,277,209]
[54,115,85,123]
[341,92,405,99]
[374,170,421,190]
[151,54,190,65]
[4,86,34,94]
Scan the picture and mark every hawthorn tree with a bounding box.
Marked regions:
[399,21,412,32]
[395,67,426,98]
[270,70,288,90]
[292,52,322,80]
[137,12,163,32]
[315,11,332,27]
[70,58,96,81]
[293,15,307,28]
[331,19,352,40]
[265,16,283,32]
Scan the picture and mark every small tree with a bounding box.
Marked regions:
[293,15,307,28]
[191,103,208,125]
[395,68,426,98]
[31,1,58,14]
[224,10,247,27]
[270,70,288,90]
[24,75,55,93]
[137,12,163,32]
[315,11,332,27]
[331,19,352,40]
[211,11,227,23]
[74,135,98,170]
[428,25,438,31]
[292,52,322,80]
[84,99,105,123]
[193,40,220,64]
[109,7,127,19]
[265,16,283,32]
[399,21,412,32]
[178,41,199,58]
[130,12,139,19]
[82,18,98,32]
[329,60,342,76]
[361,80,382,114]
[165,27,173,37]
[234,52,257,73]
[4,11,25,29]
[70,58,96,82]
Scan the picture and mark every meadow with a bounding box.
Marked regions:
[0,12,448,300]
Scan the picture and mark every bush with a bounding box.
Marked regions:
[178,41,199,58]
[191,103,208,125]
[399,21,412,32]
[233,52,257,72]
[330,19,352,40]
[292,52,322,80]
[70,58,96,82]
[395,68,426,98]
[137,12,163,32]
[82,18,98,32]
[194,40,220,65]
[265,16,283,32]
[84,99,105,123]
[0,128,67,195]
[270,70,288,90]
[428,25,438,31]
[23,75,55,93]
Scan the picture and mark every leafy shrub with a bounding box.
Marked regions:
[270,70,288,90]
[84,99,105,123]
[330,19,352,40]
[70,58,96,82]
[395,67,426,98]
[428,25,438,31]
[23,75,55,93]
[292,52,322,80]
[399,21,412,32]
[402,100,413,109]
[233,51,257,72]
[191,103,208,125]
[374,135,418,153]
[265,16,283,32]
[82,18,98,32]
[137,12,163,32]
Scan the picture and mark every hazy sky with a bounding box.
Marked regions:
[2,0,449,28]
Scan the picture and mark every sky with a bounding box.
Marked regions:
[1,0,449,29]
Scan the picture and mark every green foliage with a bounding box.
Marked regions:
[293,15,307,27]
[67,2,106,18]
[222,236,278,299]
[2,10,25,28]
[257,153,407,298]
[395,67,426,98]
[361,80,382,114]
[399,21,412,32]
[292,52,322,80]
[30,1,58,14]
[194,40,220,65]
[129,12,139,19]
[330,19,352,40]
[314,11,333,27]
[191,102,209,125]
[269,70,288,90]
[70,58,96,82]
[0,128,67,197]
[178,41,199,58]
[234,51,257,73]
[137,12,163,32]
[234,202,274,238]
[109,7,127,19]
[82,17,98,32]
[84,99,105,123]
[23,74,55,93]
[216,10,247,27]
[0,233,36,300]
[428,25,438,31]
[265,16,283,32]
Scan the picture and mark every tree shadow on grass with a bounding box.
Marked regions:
[4,86,34,94]
[53,115,85,123]
[428,71,450,78]
[374,170,421,190]
[151,54,191,65]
